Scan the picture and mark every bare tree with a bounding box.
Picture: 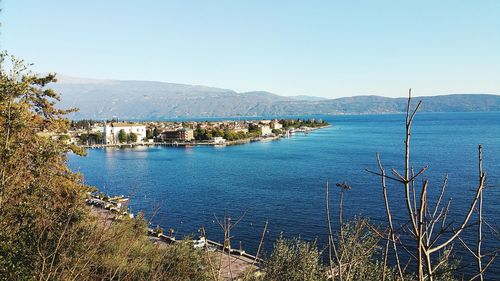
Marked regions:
[367,89,490,281]
[214,210,247,280]
[326,178,342,280]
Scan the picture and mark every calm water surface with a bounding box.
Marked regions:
[69,112,500,276]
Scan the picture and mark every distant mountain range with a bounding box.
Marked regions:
[52,76,500,120]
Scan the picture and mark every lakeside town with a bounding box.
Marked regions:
[61,118,330,147]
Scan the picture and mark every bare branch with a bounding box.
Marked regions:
[376,153,404,279]
[366,169,405,183]
[428,175,485,254]
[391,168,406,182]
[409,165,429,182]
[245,220,268,281]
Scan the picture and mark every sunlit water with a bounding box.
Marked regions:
[69,112,500,277]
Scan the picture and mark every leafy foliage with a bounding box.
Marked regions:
[0,52,88,280]
[118,129,127,143]
[271,129,282,135]
[146,128,153,139]
[79,132,103,145]
[261,237,326,281]
[278,118,328,129]
[129,132,138,142]
[335,219,395,281]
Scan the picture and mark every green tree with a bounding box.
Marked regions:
[129,132,138,142]
[118,129,127,143]
[146,128,153,139]
[59,134,71,142]
[0,53,88,280]
[80,133,89,144]
[224,130,240,141]
[262,237,326,281]
[213,128,224,137]
[95,131,103,144]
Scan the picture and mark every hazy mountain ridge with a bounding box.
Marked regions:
[289,95,329,101]
[52,76,500,119]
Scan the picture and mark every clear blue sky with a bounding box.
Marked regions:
[2,1,499,98]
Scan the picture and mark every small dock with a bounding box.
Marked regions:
[146,230,262,279]
[147,231,262,263]
[88,192,261,280]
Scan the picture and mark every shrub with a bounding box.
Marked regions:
[261,237,326,281]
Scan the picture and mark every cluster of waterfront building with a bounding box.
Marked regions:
[67,119,293,146]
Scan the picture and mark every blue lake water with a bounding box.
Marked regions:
[69,112,500,276]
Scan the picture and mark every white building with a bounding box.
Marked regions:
[260,125,272,136]
[91,124,104,133]
[270,121,282,130]
[211,136,226,144]
[104,122,147,144]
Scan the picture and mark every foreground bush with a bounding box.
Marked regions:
[261,237,326,281]
[253,219,399,281]
[84,215,212,281]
